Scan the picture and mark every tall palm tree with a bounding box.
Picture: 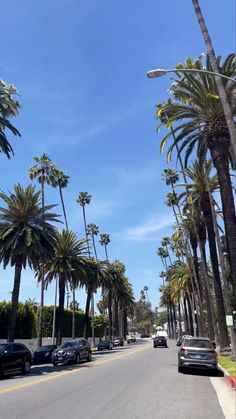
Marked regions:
[192,0,236,164]
[77,192,91,251]
[28,153,57,346]
[87,223,99,259]
[52,169,70,230]
[157,55,236,313]
[38,230,88,345]
[181,161,229,348]
[99,233,110,261]
[0,184,58,342]
[0,79,21,159]
[82,258,111,339]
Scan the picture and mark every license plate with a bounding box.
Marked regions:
[58,357,64,360]
[193,355,201,359]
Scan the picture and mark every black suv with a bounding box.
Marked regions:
[153,336,167,348]
[51,339,92,366]
[0,343,32,377]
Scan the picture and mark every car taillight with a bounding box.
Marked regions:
[208,350,216,355]
[180,348,187,354]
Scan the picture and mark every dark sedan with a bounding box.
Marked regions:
[0,343,32,377]
[33,345,58,365]
[51,339,92,366]
[97,340,113,351]
[153,336,167,348]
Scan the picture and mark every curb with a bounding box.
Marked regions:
[218,363,236,390]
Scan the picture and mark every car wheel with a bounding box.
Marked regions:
[53,362,58,367]
[76,354,80,364]
[87,351,92,362]
[22,360,31,375]
[178,365,184,373]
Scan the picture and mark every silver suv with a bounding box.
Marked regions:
[178,337,217,373]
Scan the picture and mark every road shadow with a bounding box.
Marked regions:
[181,368,224,377]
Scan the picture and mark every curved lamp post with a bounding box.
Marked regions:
[147,68,236,83]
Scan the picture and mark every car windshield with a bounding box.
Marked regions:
[184,339,212,348]
[36,346,52,352]
[60,342,78,349]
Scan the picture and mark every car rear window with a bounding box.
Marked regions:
[184,339,212,348]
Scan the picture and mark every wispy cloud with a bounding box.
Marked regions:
[118,213,173,241]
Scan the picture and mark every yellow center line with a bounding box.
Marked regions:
[0,344,150,395]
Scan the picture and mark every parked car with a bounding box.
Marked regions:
[178,337,217,372]
[33,345,58,365]
[176,335,192,346]
[153,336,167,348]
[51,339,92,366]
[113,337,124,347]
[127,335,136,343]
[97,340,113,351]
[0,343,32,377]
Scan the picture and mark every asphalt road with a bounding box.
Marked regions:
[0,340,228,419]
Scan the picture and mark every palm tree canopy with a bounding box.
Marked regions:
[87,223,99,236]
[99,233,110,246]
[39,230,89,289]
[77,192,91,207]
[0,184,59,269]
[51,169,70,189]
[28,154,56,185]
[0,79,21,158]
[156,54,236,166]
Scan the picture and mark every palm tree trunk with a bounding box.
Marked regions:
[108,288,112,341]
[8,257,23,342]
[72,289,76,339]
[193,228,215,340]
[183,296,190,334]
[201,198,230,348]
[56,275,65,346]
[37,178,45,347]
[59,186,69,230]
[83,287,92,339]
[210,148,236,306]
[92,235,98,259]
[192,0,236,164]
[178,302,182,337]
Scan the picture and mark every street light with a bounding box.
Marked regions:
[147,68,236,83]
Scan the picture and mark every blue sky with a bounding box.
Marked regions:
[0,0,235,311]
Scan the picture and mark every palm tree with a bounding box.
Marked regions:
[28,153,57,346]
[191,0,236,164]
[77,192,91,252]
[0,79,21,158]
[0,184,58,342]
[181,161,229,348]
[87,223,99,259]
[99,233,110,261]
[157,54,236,313]
[52,169,70,230]
[38,230,88,345]
[82,258,111,339]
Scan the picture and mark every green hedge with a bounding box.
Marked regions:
[0,301,100,339]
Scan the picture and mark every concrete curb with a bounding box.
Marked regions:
[218,363,236,391]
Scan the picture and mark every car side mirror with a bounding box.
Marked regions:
[211,341,216,349]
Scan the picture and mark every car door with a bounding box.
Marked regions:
[1,345,15,372]
[78,340,87,359]
[13,344,27,369]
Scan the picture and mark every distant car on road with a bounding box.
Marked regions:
[140,334,150,338]
[127,335,136,343]
[178,337,217,373]
[52,339,92,366]
[97,340,113,351]
[0,343,32,377]
[113,337,124,347]
[153,336,167,348]
[33,345,58,365]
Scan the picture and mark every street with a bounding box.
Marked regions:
[0,340,234,419]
